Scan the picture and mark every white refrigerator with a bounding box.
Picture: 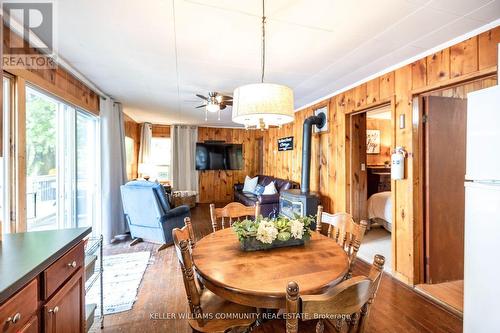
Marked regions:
[464,84,500,332]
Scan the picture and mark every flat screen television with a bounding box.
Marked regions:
[195,142,243,170]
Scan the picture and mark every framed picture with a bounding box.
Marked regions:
[367,130,380,154]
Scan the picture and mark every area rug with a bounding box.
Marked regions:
[87,251,152,316]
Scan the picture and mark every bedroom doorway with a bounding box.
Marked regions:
[349,104,394,273]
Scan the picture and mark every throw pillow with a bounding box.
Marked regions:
[254,184,265,195]
[262,181,277,195]
[242,175,258,193]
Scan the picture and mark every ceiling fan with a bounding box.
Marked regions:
[195,92,233,121]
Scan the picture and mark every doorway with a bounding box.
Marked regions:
[349,104,394,273]
[415,76,497,314]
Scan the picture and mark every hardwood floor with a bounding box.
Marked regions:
[416,281,464,314]
[97,204,462,333]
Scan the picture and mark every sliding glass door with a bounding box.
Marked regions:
[26,88,59,231]
[26,86,100,232]
[76,111,99,229]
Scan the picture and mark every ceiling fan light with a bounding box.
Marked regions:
[206,103,220,113]
[232,83,294,127]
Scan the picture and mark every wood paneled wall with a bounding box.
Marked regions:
[3,25,100,114]
[263,26,500,284]
[124,115,140,180]
[198,127,263,203]
[152,125,170,137]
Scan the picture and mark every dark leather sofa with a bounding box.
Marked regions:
[233,175,299,218]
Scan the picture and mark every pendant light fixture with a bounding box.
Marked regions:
[232,0,294,129]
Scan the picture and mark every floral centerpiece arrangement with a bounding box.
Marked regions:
[232,215,315,251]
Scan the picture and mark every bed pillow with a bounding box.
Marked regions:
[254,184,265,195]
[242,175,258,193]
[262,181,277,195]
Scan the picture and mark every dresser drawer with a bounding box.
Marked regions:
[0,279,38,333]
[43,241,84,299]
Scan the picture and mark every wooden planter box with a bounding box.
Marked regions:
[239,234,310,251]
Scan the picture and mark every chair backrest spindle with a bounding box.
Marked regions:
[210,202,260,233]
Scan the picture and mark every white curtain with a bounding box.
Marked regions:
[171,125,199,193]
[138,122,152,166]
[100,98,128,243]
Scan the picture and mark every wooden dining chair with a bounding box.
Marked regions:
[254,254,385,333]
[172,226,257,333]
[210,202,260,233]
[316,206,368,278]
[184,216,196,248]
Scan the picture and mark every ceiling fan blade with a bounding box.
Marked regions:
[195,105,207,109]
[196,94,208,100]
[224,101,233,106]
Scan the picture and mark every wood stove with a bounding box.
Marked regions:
[280,189,319,218]
[280,113,325,220]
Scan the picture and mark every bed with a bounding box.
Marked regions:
[367,191,392,232]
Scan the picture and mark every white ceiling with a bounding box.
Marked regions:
[55,0,500,126]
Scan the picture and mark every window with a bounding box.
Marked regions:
[150,137,171,182]
[25,86,100,232]
[125,136,134,180]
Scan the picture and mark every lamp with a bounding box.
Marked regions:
[206,103,219,113]
[231,0,294,130]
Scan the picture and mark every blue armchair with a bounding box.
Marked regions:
[120,180,190,248]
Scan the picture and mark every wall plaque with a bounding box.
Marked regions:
[278,136,294,151]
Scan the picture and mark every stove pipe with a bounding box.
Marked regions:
[301,113,326,194]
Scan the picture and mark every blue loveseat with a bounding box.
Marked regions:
[120,180,190,246]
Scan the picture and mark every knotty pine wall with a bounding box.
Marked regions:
[198,127,263,203]
[152,125,171,137]
[131,125,263,203]
[263,26,499,284]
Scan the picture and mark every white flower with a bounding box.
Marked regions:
[256,220,278,244]
[290,219,304,239]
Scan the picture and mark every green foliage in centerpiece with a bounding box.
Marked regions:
[232,215,315,251]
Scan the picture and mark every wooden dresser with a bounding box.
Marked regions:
[0,227,91,333]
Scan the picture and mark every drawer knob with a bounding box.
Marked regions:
[49,306,59,314]
[6,312,21,324]
[68,261,77,268]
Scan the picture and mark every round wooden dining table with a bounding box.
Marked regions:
[191,228,349,309]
